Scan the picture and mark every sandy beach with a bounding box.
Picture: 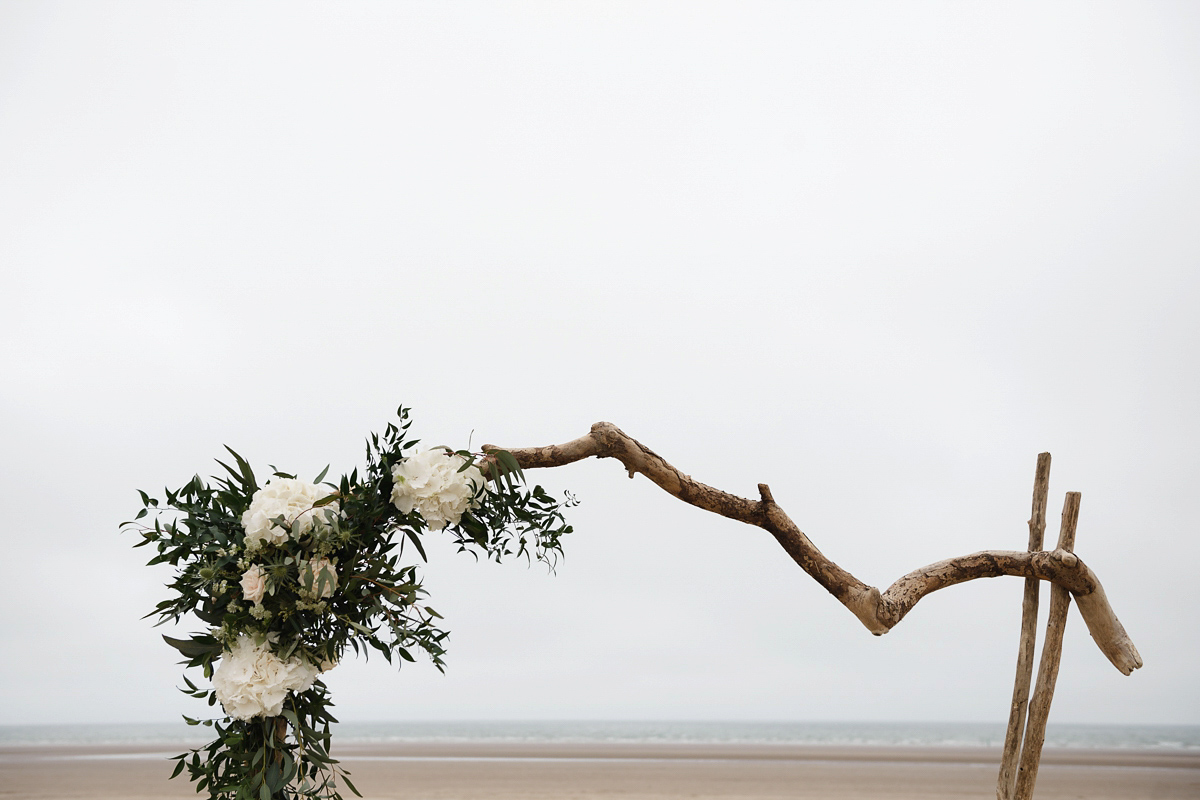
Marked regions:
[2,741,1197,800]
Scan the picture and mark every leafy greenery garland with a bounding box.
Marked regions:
[124,408,575,799]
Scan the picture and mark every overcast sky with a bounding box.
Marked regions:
[1,1,1197,728]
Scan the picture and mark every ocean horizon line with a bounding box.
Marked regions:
[2,720,1197,751]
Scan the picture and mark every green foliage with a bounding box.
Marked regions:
[123,407,575,799]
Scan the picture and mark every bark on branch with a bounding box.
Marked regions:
[483,422,1143,676]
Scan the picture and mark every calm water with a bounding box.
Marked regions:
[2,720,1198,750]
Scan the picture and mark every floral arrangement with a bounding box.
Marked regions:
[125,408,574,799]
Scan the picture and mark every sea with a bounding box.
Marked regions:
[1,720,1197,751]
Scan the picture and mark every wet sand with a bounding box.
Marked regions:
[2,741,1197,799]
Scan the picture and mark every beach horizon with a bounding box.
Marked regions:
[3,739,1197,800]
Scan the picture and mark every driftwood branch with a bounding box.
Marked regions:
[997,452,1051,800]
[1013,492,1082,799]
[484,422,1143,676]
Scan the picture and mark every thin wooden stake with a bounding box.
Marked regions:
[1013,492,1081,800]
[997,453,1051,800]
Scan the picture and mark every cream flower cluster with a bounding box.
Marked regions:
[240,479,339,548]
[298,557,338,600]
[390,449,486,530]
[239,564,267,605]
[212,636,321,721]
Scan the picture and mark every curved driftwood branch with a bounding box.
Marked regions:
[484,422,1143,676]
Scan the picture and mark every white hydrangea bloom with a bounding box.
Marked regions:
[241,479,339,548]
[298,556,337,600]
[212,636,320,721]
[390,449,486,530]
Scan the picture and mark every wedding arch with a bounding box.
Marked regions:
[128,410,1140,800]
[494,424,1140,800]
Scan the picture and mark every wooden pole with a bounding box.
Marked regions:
[1013,492,1081,800]
[997,453,1051,799]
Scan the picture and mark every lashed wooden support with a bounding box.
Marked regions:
[483,422,1142,675]
[1012,492,1081,800]
[997,453,1051,800]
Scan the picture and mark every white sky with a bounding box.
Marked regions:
[1,1,1197,727]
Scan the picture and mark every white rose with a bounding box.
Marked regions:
[390,449,486,530]
[212,636,320,721]
[241,479,339,548]
[239,564,267,605]
[298,557,337,600]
